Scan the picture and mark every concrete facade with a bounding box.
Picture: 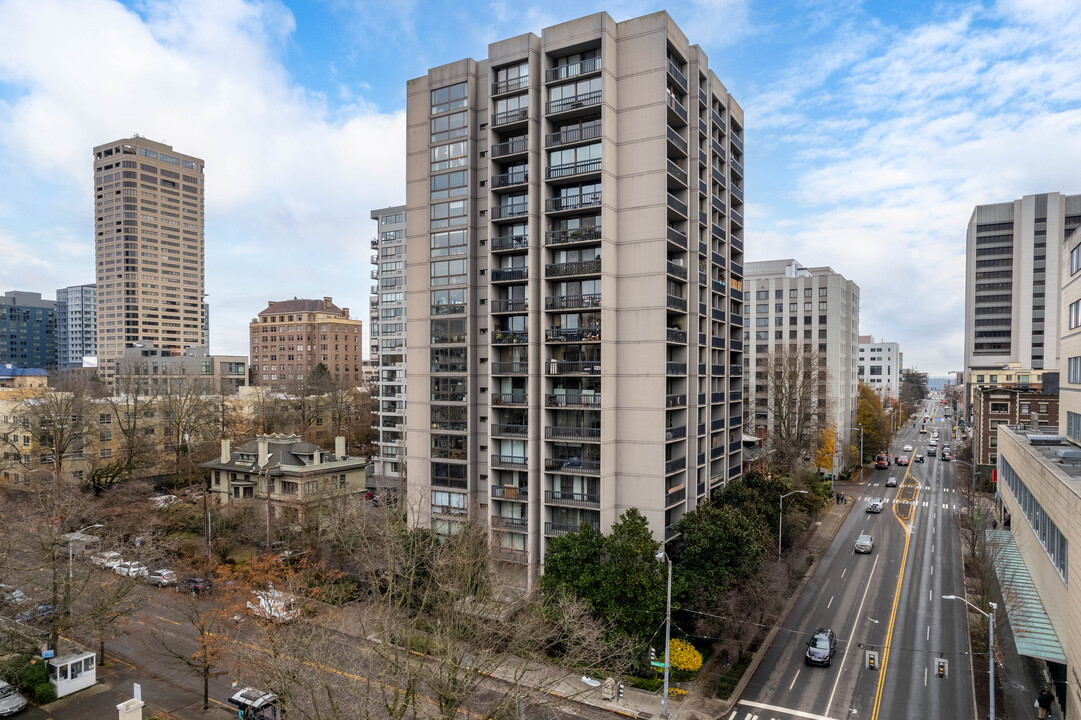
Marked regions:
[369,206,407,497]
[743,260,860,469]
[404,11,746,586]
[857,335,901,401]
[0,291,56,369]
[111,343,248,396]
[55,284,97,370]
[249,298,364,390]
[93,137,206,375]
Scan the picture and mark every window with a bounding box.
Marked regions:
[1039,402,1048,414]
[789,289,797,298]
[755,318,768,327]
[1071,300,1081,330]
[1000,458,1068,581]
[775,290,783,299]
[774,317,783,326]
[430,200,467,228]
[431,288,467,314]
[431,170,468,200]
[775,303,783,312]
[1071,243,1081,275]
[804,288,811,298]
[431,229,467,257]
[755,331,768,340]
[431,141,468,172]
[819,301,827,310]
[818,329,827,339]
[819,287,827,297]
[775,331,783,339]
[789,303,797,312]
[431,111,468,143]
[756,290,768,300]
[755,304,768,313]
[990,402,1009,413]
[431,82,467,114]
[431,317,467,344]
[430,259,467,286]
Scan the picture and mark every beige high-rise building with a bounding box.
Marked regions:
[405,11,747,586]
[93,137,206,376]
[249,297,364,390]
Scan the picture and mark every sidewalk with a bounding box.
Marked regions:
[993,591,1052,720]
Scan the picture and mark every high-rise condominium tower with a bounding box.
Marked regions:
[93,137,205,376]
[56,284,96,370]
[404,11,747,586]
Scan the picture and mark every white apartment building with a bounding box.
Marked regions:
[404,11,747,586]
[55,284,96,371]
[743,260,860,469]
[857,335,901,400]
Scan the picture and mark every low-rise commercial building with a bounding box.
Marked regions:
[110,343,247,395]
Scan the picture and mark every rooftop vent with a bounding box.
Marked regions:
[1055,448,1081,459]
[1028,434,1066,446]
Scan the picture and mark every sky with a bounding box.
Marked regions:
[0,0,1079,375]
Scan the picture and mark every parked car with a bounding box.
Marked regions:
[805,627,837,666]
[181,577,213,595]
[90,551,123,570]
[247,589,300,623]
[15,604,52,625]
[144,569,177,588]
[865,498,883,513]
[114,561,149,578]
[0,584,28,606]
[855,534,874,553]
[885,476,898,487]
[0,679,27,716]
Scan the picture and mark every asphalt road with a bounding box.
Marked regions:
[731,395,976,720]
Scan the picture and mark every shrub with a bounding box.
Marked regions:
[668,638,702,682]
[31,681,56,704]
[668,687,688,701]
[624,675,663,692]
[0,653,48,693]
[716,652,751,699]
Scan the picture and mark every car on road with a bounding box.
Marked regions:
[115,561,149,578]
[903,444,913,452]
[915,453,925,463]
[0,584,28,606]
[90,551,123,570]
[865,498,883,513]
[874,453,889,469]
[885,476,898,487]
[896,456,909,466]
[855,534,874,553]
[0,679,27,716]
[144,569,177,587]
[941,451,952,461]
[15,604,52,625]
[182,577,213,595]
[805,627,837,666]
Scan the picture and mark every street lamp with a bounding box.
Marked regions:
[655,550,673,720]
[779,490,808,558]
[69,523,104,579]
[943,595,996,720]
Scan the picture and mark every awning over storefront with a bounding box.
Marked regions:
[987,529,1067,664]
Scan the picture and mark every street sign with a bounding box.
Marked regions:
[650,660,666,669]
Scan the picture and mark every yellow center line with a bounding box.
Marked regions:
[871,456,920,720]
[155,615,181,626]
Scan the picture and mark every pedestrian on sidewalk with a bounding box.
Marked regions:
[1036,688,1055,718]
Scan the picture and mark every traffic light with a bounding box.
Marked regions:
[617,682,625,700]
[649,646,656,661]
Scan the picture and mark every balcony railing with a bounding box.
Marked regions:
[731,158,744,178]
[667,294,688,311]
[546,225,601,245]
[666,226,687,248]
[731,261,743,277]
[432,503,469,516]
[545,425,601,441]
[667,60,687,90]
[492,76,529,95]
[666,126,688,154]
[491,298,528,313]
[667,193,687,216]
[711,108,724,128]
[665,484,687,504]
[546,192,602,212]
[731,184,744,203]
[491,267,528,283]
[548,360,602,375]
[491,233,529,252]
[546,259,601,278]
[491,392,527,406]
[491,361,528,375]
[545,521,600,537]
[546,57,602,82]
[545,293,601,310]
[666,93,688,123]
[430,391,467,402]
[546,90,602,114]
[492,423,529,437]
[545,489,600,508]
[731,133,744,152]
[492,108,529,126]
[666,362,687,375]
[492,329,528,344]
[731,207,744,227]
[546,327,601,342]
[491,514,529,530]
[492,137,528,158]
[699,87,708,106]
[491,202,529,220]
[546,123,602,148]
[431,302,466,315]
[492,169,529,188]
[666,327,687,343]
[547,157,601,180]
[491,454,528,469]
[545,457,601,475]
[667,261,688,279]
[493,547,528,563]
[665,425,687,440]
[545,393,601,408]
[491,484,527,500]
[667,159,688,186]
[665,393,687,408]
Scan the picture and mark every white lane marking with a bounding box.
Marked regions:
[924,666,928,687]
[789,668,801,691]
[942,503,948,509]
[727,713,736,720]
[841,568,847,579]
[927,625,930,640]
[739,700,840,720]
[827,595,834,609]
[931,565,934,575]
[825,554,880,718]
[929,589,932,602]
[932,544,935,554]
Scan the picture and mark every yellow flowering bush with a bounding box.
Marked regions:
[668,687,688,700]
[668,638,703,681]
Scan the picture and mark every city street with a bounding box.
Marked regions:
[729,397,976,720]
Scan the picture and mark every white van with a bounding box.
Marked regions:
[246,589,300,623]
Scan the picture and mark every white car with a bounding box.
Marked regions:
[149,495,180,508]
[902,444,913,452]
[90,551,123,570]
[865,498,883,513]
[114,561,149,578]
[247,589,300,623]
[0,679,27,717]
[144,569,177,587]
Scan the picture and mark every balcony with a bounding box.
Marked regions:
[492,137,528,158]
[546,225,602,246]
[546,57,602,82]
[491,454,528,469]
[666,327,687,343]
[712,195,727,215]
[546,293,601,310]
[711,108,725,129]
[548,360,601,375]
[491,361,528,375]
[545,489,600,508]
[491,298,528,314]
[666,226,688,249]
[699,87,708,106]
[711,137,726,161]
[666,126,688,156]
[492,76,529,96]
[665,484,687,505]
[546,327,601,342]
[544,457,601,475]
[667,294,688,312]
[666,362,687,375]
[729,463,741,479]
[666,93,688,125]
[546,259,601,278]
[667,60,687,91]
[699,118,707,136]
[729,440,741,453]
[712,166,727,189]
[491,514,529,531]
[731,158,744,178]
[546,192,602,213]
[491,233,529,252]
[492,169,529,189]
[547,157,601,180]
[491,484,528,500]
[545,425,601,441]
[730,184,744,203]
[493,547,528,563]
[370,238,378,249]
[731,133,744,153]
[545,392,601,408]
[666,261,688,280]
[665,393,687,408]
[491,267,528,283]
[731,236,743,253]
[729,339,743,351]
[667,193,688,217]
[731,262,743,277]
[730,390,743,402]
[731,207,744,228]
[731,364,743,376]
[545,520,600,537]
[546,90,602,115]
[492,423,529,437]
[491,201,529,220]
[492,107,529,128]
[491,392,527,407]
[431,391,466,403]
[492,329,528,344]
[667,159,688,187]
[546,123,602,148]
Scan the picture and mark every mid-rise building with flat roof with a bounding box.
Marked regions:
[1,291,56,369]
[111,342,248,396]
[404,11,747,586]
[56,284,96,371]
[857,335,901,400]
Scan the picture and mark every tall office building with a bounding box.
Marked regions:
[857,335,901,400]
[55,284,96,370]
[369,206,407,498]
[0,291,56,369]
[404,11,746,585]
[743,260,860,466]
[93,137,206,377]
[249,297,364,390]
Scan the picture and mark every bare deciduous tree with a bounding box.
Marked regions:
[764,345,825,473]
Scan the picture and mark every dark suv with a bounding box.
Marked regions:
[182,577,214,595]
[805,627,837,666]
